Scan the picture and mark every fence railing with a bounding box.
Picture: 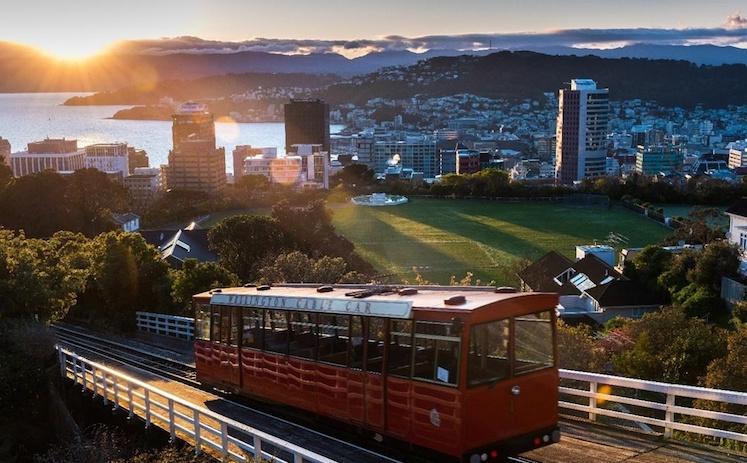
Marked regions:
[558,369,747,446]
[57,347,336,463]
[136,312,194,340]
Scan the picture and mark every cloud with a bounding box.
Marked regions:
[111,20,747,57]
[725,13,747,29]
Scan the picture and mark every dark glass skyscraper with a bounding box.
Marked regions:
[284,99,330,154]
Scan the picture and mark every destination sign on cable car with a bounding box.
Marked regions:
[210,293,413,318]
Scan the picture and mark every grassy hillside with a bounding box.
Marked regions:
[330,198,669,285]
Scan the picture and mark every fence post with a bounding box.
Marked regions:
[91,365,98,397]
[101,373,109,405]
[193,409,201,455]
[221,422,229,459]
[127,387,134,419]
[58,348,66,379]
[589,381,598,422]
[168,398,176,442]
[253,435,262,460]
[112,376,119,410]
[144,389,151,428]
[79,357,87,392]
[664,393,675,438]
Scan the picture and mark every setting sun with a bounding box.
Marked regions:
[35,38,108,61]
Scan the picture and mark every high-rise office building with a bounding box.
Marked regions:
[0,137,10,166]
[85,143,130,177]
[555,79,609,184]
[10,138,86,177]
[166,102,226,193]
[284,99,330,154]
[232,145,277,180]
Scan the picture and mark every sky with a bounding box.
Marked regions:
[3,0,747,59]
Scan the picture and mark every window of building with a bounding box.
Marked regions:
[242,308,264,349]
[318,314,349,366]
[514,311,554,375]
[264,310,290,354]
[366,318,387,373]
[349,316,365,369]
[289,312,317,359]
[388,320,413,377]
[413,321,460,386]
[740,233,747,251]
[468,318,510,387]
[195,304,211,341]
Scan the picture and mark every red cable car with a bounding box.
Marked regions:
[193,284,560,462]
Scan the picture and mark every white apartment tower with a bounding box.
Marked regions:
[555,79,610,184]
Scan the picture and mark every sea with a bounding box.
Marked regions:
[0,93,343,173]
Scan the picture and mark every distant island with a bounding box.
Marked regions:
[110,106,172,121]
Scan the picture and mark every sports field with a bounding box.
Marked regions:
[330,198,669,285]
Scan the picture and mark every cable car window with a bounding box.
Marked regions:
[220,306,232,344]
[468,318,510,387]
[230,307,241,346]
[413,321,460,386]
[210,306,221,342]
[242,308,264,349]
[388,320,413,377]
[264,310,290,354]
[318,314,349,366]
[195,304,211,341]
[349,316,364,369]
[289,312,317,359]
[514,310,554,375]
[366,318,387,373]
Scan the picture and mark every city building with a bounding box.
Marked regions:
[284,99,330,154]
[232,145,277,180]
[85,143,129,177]
[0,137,10,166]
[373,140,438,179]
[127,147,149,173]
[124,167,163,207]
[456,149,480,175]
[111,212,140,232]
[243,144,329,189]
[555,79,610,184]
[727,140,747,169]
[635,144,683,176]
[726,198,747,274]
[165,102,226,194]
[10,138,86,177]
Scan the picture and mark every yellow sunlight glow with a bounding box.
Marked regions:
[35,38,109,61]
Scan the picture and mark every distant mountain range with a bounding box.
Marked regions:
[323,51,747,108]
[5,39,747,93]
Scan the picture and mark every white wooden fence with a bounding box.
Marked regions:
[57,347,336,463]
[136,312,194,340]
[559,369,747,444]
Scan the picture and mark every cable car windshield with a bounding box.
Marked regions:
[468,310,554,387]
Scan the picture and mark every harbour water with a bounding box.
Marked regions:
[0,93,342,173]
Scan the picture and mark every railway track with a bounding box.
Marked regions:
[53,324,540,463]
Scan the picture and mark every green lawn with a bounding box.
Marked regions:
[330,198,670,285]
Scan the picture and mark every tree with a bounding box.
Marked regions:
[80,232,173,330]
[556,321,605,372]
[208,215,290,280]
[255,251,367,284]
[611,308,727,385]
[0,171,69,237]
[624,245,672,298]
[65,168,128,236]
[332,164,375,189]
[687,241,740,293]
[0,230,89,322]
[236,174,271,193]
[0,163,11,191]
[171,259,239,310]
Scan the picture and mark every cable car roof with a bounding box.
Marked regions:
[197,284,553,318]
